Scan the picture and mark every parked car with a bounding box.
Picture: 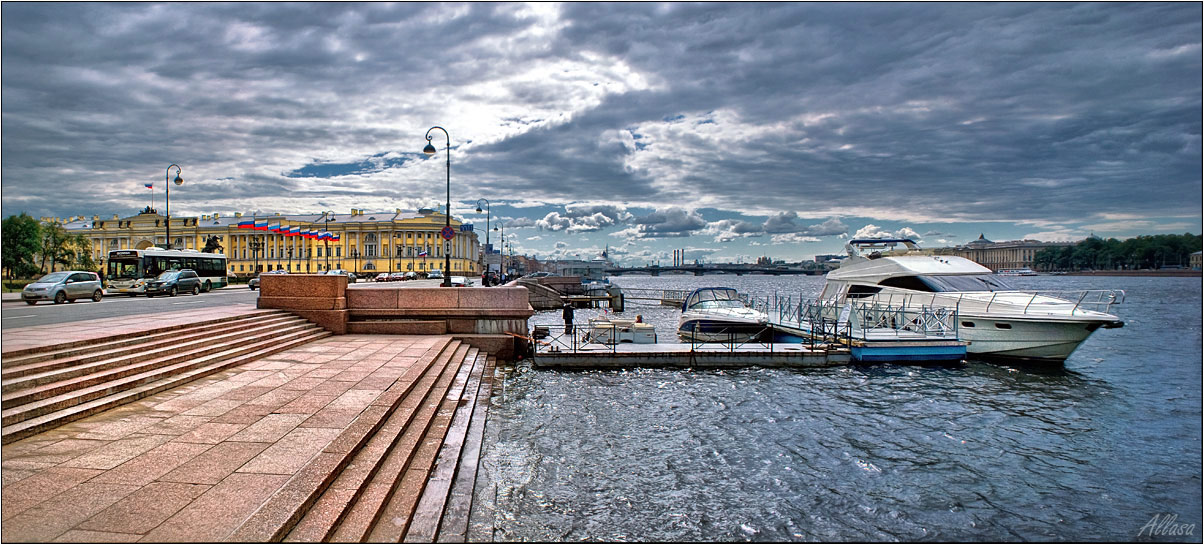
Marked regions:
[145,269,202,297]
[427,270,443,280]
[249,269,288,290]
[389,272,407,281]
[404,272,418,280]
[449,276,471,287]
[375,273,391,282]
[326,269,357,283]
[22,271,103,305]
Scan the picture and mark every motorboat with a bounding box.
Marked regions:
[997,267,1039,276]
[677,287,769,342]
[819,239,1124,362]
[584,317,657,344]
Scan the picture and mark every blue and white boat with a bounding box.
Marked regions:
[677,287,769,342]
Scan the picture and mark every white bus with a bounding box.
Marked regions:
[106,248,228,295]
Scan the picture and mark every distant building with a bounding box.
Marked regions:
[936,234,1073,271]
[1191,251,1202,271]
[49,207,480,277]
[553,259,608,282]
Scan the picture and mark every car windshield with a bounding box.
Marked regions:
[37,272,70,283]
[156,271,179,280]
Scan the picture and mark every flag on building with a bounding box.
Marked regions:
[268,222,282,232]
[288,226,301,236]
[418,250,429,257]
[254,219,269,230]
[237,219,254,229]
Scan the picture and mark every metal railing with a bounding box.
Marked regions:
[845,289,1124,318]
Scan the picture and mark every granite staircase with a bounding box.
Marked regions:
[227,336,497,543]
[0,310,332,444]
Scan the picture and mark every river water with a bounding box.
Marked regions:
[471,275,1202,542]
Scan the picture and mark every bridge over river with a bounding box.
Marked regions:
[605,265,823,276]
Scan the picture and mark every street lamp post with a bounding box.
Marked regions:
[324,211,336,271]
[352,249,359,278]
[475,198,490,271]
[423,127,453,287]
[493,222,505,279]
[287,247,293,272]
[249,237,264,274]
[164,164,183,250]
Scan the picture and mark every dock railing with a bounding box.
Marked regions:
[747,295,958,343]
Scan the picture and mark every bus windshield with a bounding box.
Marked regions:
[108,259,141,279]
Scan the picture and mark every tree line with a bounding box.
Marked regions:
[2,213,98,280]
[1033,233,1202,271]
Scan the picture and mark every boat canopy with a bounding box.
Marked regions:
[682,287,741,312]
[828,254,991,281]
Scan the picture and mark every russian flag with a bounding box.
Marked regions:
[418,250,428,257]
[317,231,330,240]
[237,219,254,229]
[288,226,301,236]
[268,223,282,232]
[144,183,154,189]
[254,219,268,230]
[331,233,340,242]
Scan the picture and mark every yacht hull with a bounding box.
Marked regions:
[677,318,768,343]
[957,315,1102,361]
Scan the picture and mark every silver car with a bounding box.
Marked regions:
[22,271,104,305]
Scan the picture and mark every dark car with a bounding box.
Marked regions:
[22,271,103,305]
[145,269,202,297]
[389,272,407,281]
[248,269,288,290]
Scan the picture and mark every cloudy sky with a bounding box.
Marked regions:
[2,2,1200,265]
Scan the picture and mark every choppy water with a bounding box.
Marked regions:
[472,275,1202,542]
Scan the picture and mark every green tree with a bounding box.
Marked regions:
[69,234,97,271]
[2,213,42,279]
[38,222,73,273]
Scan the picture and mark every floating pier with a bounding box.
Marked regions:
[533,341,851,369]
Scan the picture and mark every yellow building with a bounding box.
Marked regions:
[54,207,480,277]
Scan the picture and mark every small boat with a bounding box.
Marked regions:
[584,317,657,344]
[997,267,1039,276]
[677,287,769,342]
[819,238,1124,362]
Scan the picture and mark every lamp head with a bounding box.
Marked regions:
[423,143,437,156]
[173,174,183,186]
[475,206,483,213]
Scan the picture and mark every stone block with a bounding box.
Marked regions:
[446,319,477,334]
[346,287,398,309]
[399,288,460,310]
[346,321,447,335]
[257,296,346,311]
[455,286,529,309]
[260,274,346,298]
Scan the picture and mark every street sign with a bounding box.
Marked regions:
[440,226,455,240]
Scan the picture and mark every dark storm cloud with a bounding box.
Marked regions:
[1,2,1199,241]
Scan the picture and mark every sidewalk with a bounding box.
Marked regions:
[1,313,452,542]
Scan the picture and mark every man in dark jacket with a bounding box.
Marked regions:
[562,303,575,335]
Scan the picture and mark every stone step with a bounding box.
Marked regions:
[2,316,314,396]
[404,349,489,542]
[1,312,300,381]
[438,355,497,543]
[0,328,332,444]
[276,342,469,543]
[0,309,289,361]
[1,324,327,429]
[330,342,475,543]
[225,338,462,542]
[363,344,482,543]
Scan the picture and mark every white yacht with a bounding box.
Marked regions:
[678,287,769,342]
[819,239,1124,362]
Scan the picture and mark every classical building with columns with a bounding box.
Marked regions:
[52,207,480,277]
[935,234,1073,271]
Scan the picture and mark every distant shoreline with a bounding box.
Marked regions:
[1060,270,1201,277]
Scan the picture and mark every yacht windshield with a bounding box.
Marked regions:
[880,274,1013,292]
[692,299,746,310]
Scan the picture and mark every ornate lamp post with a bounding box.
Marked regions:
[249,237,264,274]
[324,211,336,270]
[493,222,505,278]
[164,164,183,249]
[351,248,359,279]
[423,126,453,287]
[475,198,491,269]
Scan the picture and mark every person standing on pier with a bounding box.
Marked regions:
[562,303,575,335]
